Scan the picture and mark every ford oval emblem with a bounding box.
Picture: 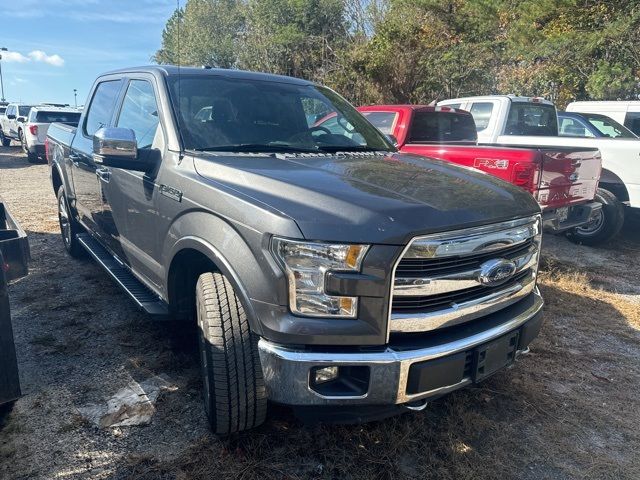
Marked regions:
[478,259,517,286]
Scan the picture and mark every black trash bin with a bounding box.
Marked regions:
[0,199,30,407]
[0,250,21,406]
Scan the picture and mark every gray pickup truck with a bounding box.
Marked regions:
[47,66,544,433]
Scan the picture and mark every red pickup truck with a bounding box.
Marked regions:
[347,105,603,235]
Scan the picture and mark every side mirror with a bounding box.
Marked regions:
[386,134,399,147]
[92,127,150,170]
[17,117,26,123]
[6,114,16,120]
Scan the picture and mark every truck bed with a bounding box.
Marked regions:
[401,143,601,210]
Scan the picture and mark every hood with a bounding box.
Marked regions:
[194,152,540,245]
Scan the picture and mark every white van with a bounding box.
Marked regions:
[565,101,640,137]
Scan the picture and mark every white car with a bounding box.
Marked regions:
[438,95,640,245]
[21,105,81,162]
[566,101,640,137]
[0,103,33,146]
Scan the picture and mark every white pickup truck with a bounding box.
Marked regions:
[438,95,640,245]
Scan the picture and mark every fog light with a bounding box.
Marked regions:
[313,366,339,384]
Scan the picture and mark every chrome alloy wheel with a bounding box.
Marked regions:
[58,193,72,247]
[575,209,604,236]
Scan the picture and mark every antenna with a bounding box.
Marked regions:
[176,0,183,158]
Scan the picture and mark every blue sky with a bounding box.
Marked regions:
[0,0,177,105]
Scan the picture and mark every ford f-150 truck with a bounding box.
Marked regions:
[47,66,543,434]
[349,105,601,236]
[438,95,640,245]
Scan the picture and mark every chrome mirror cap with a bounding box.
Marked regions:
[93,127,137,159]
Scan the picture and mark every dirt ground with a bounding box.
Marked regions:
[0,144,639,480]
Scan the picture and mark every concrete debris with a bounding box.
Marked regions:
[78,375,177,428]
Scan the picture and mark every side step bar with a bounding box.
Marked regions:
[76,233,169,317]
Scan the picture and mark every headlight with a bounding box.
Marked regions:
[271,237,369,318]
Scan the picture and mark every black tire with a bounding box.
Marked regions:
[196,272,267,434]
[566,188,625,246]
[0,130,10,147]
[21,133,38,163]
[56,186,85,258]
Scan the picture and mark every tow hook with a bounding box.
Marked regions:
[404,399,429,412]
[515,347,531,360]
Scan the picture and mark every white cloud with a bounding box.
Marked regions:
[1,49,65,67]
[28,50,65,67]
[1,51,30,63]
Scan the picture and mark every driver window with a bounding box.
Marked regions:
[116,80,161,149]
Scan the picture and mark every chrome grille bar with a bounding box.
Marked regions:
[389,215,541,335]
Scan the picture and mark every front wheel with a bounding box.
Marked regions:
[57,186,84,258]
[0,130,10,147]
[566,188,625,246]
[196,272,267,435]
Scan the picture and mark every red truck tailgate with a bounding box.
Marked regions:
[534,148,601,210]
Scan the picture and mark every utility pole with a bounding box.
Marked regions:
[0,47,8,102]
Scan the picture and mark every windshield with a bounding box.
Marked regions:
[167,75,393,153]
[35,111,81,124]
[505,102,558,136]
[583,113,637,139]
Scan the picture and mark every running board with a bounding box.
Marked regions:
[76,233,169,317]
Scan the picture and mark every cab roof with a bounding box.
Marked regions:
[102,65,314,86]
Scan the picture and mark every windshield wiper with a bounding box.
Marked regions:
[195,143,321,154]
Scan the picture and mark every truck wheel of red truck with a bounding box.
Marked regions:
[57,186,85,258]
[566,188,625,246]
[196,272,267,435]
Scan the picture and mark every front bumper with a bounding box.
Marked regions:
[542,201,601,232]
[258,288,543,406]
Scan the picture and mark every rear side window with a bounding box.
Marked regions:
[18,106,32,117]
[407,111,477,143]
[469,102,494,130]
[362,111,398,135]
[559,117,594,137]
[625,112,640,136]
[505,103,558,136]
[116,80,160,149]
[35,111,81,124]
[84,80,122,137]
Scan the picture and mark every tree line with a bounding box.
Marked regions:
[154,0,640,108]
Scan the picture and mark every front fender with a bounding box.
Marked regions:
[163,210,300,335]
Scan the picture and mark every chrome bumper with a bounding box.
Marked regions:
[258,289,543,406]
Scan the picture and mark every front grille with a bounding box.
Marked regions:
[395,239,534,278]
[393,270,530,312]
[389,216,541,334]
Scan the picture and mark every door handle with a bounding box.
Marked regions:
[68,153,81,167]
[96,167,111,183]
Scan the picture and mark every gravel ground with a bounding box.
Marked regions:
[0,145,639,479]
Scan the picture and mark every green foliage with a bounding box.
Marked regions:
[155,0,640,106]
